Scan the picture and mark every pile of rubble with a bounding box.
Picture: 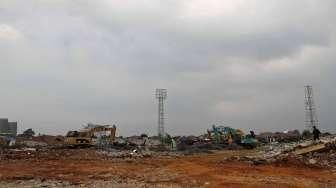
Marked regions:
[223,136,336,169]
[97,149,181,160]
[0,146,183,161]
[256,130,301,143]
[0,148,103,161]
[14,135,64,148]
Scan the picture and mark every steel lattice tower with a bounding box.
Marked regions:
[156,89,167,139]
[304,85,319,130]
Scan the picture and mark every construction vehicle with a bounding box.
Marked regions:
[207,125,258,149]
[0,133,15,147]
[240,134,259,149]
[0,136,7,146]
[64,124,116,147]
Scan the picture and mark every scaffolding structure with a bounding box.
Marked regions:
[304,85,319,130]
[155,89,167,140]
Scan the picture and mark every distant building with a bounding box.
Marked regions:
[8,122,17,136]
[0,118,9,133]
[0,118,18,137]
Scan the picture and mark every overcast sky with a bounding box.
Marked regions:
[0,0,335,136]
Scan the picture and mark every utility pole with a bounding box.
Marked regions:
[155,89,167,141]
[304,85,319,130]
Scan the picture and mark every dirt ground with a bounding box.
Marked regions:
[0,149,335,188]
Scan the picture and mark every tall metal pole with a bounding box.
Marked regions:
[304,85,319,130]
[156,89,167,141]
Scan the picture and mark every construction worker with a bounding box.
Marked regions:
[171,138,177,151]
[312,126,321,141]
[250,131,256,138]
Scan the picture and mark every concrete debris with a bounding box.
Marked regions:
[292,137,336,155]
[222,135,336,169]
[125,136,161,148]
[257,130,301,143]
[15,135,64,147]
[97,149,180,159]
[293,143,326,155]
[22,140,48,147]
[309,158,317,164]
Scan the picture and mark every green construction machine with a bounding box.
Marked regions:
[207,125,258,149]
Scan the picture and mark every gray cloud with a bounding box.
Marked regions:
[0,0,335,136]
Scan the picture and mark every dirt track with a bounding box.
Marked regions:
[0,149,335,187]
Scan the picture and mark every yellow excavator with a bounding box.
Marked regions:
[64,124,116,147]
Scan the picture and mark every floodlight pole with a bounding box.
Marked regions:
[304,85,319,130]
[156,89,167,141]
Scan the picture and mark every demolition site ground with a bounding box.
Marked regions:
[1,148,336,188]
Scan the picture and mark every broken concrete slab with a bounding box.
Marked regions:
[293,143,327,155]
